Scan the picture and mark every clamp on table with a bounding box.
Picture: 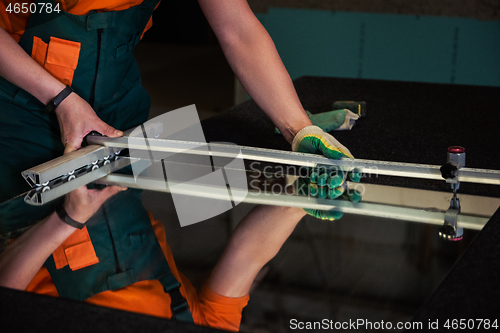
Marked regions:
[439,146,466,241]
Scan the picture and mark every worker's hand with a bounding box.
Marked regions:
[292,125,361,221]
[291,125,353,159]
[296,167,362,221]
[55,93,123,154]
[307,109,360,132]
[63,185,127,225]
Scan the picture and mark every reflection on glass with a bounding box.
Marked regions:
[0,182,309,331]
[1,158,491,332]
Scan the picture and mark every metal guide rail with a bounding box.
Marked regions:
[22,145,123,187]
[16,136,500,236]
[22,135,500,189]
[88,136,500,185]
[19,133,499,239]
[24,158,131,205]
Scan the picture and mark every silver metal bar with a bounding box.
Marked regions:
[87,136,500,186]
[24,158,131,206]
[21,145,121,186]
[97,174,488,230]
[21,123,163,188]
[122,121,163,138]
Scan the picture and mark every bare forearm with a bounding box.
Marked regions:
[222,31,311,142]
[199,0,312,144]
[0,27,65,105]
[1,28,123,152]
[0,184,125,290]
[207,205,306,297]
[0,213,75,290]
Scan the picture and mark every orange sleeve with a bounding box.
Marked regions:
[25,266,60,297]
[149,212,250,331]
[196,285,249,332]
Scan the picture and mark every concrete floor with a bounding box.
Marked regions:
[133,41,477,332]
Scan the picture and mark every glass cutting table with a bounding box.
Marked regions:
[1,76,499,332]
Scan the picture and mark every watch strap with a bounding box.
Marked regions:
[46,85,74,113]
[55,203,85,229]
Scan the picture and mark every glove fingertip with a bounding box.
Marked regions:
[323,210,344,220]
[309,184,319,197]
[318,186,327,199]
[348,169,363,182]
[343,189,362,203]
[328,186,344,199]
[321,148,343,160]
[341,151,354,159]
[327,174,344,188]
[331,211,344,220]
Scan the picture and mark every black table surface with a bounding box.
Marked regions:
[410,205,500,330]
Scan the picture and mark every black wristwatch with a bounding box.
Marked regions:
[46,85,74,113]
[55,203,85,229]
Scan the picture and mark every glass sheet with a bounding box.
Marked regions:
[1,161,495,332]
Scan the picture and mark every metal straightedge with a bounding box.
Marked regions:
[21,145,122,187]
[19,130,499,234]
[24,157,131,206]
[23,132,500,191]
[21,122,163,188]
[86,136,500,186]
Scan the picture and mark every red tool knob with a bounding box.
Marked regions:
[448,146,465,153]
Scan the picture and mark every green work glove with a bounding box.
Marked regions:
[276,104,363,135]
[332,101,366,117]
[303,209,344,220]
[296,167,363,221]
[292,125,353,159]
[292,126,362,221]
[307,109,359,133]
